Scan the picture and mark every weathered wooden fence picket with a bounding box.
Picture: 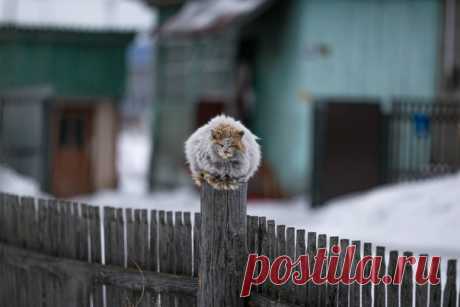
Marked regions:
[0,184,459,307]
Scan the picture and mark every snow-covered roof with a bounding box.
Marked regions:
[160,0,272,35]
[0,0,156,32]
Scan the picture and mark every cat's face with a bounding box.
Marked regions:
[211,124,245,160]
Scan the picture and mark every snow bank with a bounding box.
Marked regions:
[248,175,460,259]
[0,164,44,197]
[117,128,151,194]
[318,175,460,256]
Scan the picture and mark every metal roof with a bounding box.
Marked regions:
[0,23,137,35]
[159,0,273,36]
[0,0,155,32]
[0,23,137,46]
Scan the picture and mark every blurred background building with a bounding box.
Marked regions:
[146,0,460,202]
[0,0,154,197]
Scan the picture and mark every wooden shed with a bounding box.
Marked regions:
[0,25,135,197]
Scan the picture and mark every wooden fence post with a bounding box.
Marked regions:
[198,182,248,307]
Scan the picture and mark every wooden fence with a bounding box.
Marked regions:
[0,185,459,307]
[388,100,460,182]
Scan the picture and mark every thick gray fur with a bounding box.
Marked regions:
[185,115,261,189]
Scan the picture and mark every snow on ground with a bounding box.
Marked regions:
[80,178,460,258]
[117,128,152,195]
[313,177,460,258]
[1,127,460,263]
[250,177,460,259]
[0,164,46,197]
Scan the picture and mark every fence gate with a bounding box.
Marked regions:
[312,100,386,207]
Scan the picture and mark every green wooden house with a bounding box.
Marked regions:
[147,0,455,197]
[0,24,135,197]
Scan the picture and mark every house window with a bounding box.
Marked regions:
[59,117,85,148]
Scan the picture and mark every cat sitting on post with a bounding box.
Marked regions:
[185,114,261,190]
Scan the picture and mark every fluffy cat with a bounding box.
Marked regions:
[185,115,261,190]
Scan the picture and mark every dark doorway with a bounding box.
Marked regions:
[195,97,226,129]
[312,99,385,206]
[236,38,257,127]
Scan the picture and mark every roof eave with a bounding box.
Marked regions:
[157,0,276,38]
[143,0,185,8]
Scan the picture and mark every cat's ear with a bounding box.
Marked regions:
[211,129,220,141]
[238,130,245,138]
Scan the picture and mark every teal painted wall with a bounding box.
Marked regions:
[253,0,441,195]
[0,27,134,98]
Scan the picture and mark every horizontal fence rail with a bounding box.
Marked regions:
[0,191,459,307]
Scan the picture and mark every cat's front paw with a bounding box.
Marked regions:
[192,172,209,187]
[203,173,221,190]
[204,174,239,190]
